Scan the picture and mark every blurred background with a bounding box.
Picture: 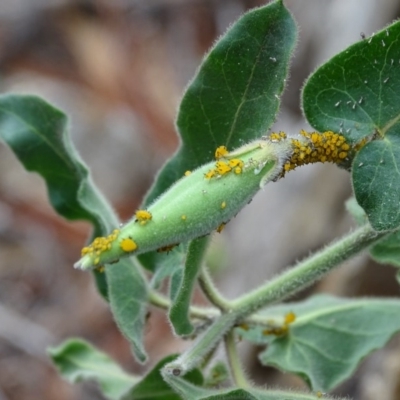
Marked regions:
[0,1,400,399]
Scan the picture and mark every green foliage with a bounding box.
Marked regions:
[145,0,297,205]
[2,1,400,400]
[238,295,400,391]
[49,339,139,400]
[347,196,400,282]
[163,374,346,400]
[0,94,149,363]
[50,340,202,400]
[169,237,210,336]
[303,20,400,231]
[138,0,296,273]
[121,355,203,400]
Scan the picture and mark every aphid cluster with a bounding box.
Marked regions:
[283,130,350,173]
[81,229,120,266]
[262,311,296,336]
[204,146,245,179]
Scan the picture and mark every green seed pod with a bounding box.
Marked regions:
[74,138,292,270]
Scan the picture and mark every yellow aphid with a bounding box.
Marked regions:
[215,161,231,175]
[181,215,187,221]
[184,170,192,176]
[262,326,288,336]
[221,201,226,209]
[228,158,244,168]
[269,132,286,142]
[135,210,152,225]
[215,146,228,159]
[204,169,216,179]
[157,243,178,253]
[81,246,91,255]
[341,143,350,151]
[239,323,250,331]
[216,223,225,233]
[120,237,138,253]
[284,311,296,325]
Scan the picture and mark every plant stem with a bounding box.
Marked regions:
[224,331,250,388]
[163,223,391,376]
[198,267,232,311]
[164,312,237,376]
[231,223,388,316]
[148,290,220,319]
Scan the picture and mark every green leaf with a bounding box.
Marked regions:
[370,231,400,267]
[352,137,400,230]
[146,0,296,204]
[138,0,296,272]
[0,94,148,362]
[163,375,344,400]
[302,21,400,231]
[122,355,203,400]
[238,294,400,391]
[345,197,369,226]
[203,361,229,388]
[346,196,400,278]
[50,342,203,400]
[169,237,210,336]
[107,259,148,362]
[49,339,139,400]
[150,244,188,290]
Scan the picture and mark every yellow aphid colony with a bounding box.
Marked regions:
[262,311,297,336]
[205,143,245,180]
[81,229,120,265]
[283,130,351,173]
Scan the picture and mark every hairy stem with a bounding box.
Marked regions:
[231,223,388,316]
[198,267,232,311]
[224,331,250,388]
[163,312,237,376]
[163,223,390,376]
[148,290,220,319]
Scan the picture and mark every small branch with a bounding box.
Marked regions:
[148,290,220,320]
[198,267,232,311]
[231,223,389,317]
[163,312,237,377]
[224,331,250,388]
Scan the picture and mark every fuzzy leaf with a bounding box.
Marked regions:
[238,294,400,391]
[346,197,400,281]
[163,374,345,400]
[49,339,139,400]
[139,0,296,271]
[370,233,400,268]
[122,355,203,400]
[0,94,148,362]
[303,20,400,231]
[169,237,209,336]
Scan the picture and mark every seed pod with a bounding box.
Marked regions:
[74,138,292,270]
